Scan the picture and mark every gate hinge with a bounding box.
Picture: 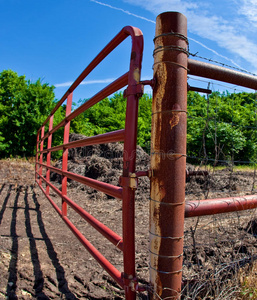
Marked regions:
[119,173,138,190]
[121,273,147,292]
[123,84,144,98]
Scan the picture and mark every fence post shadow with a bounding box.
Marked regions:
[23,185,48,299]
[6,185,19,299]
[31,186,77,299]
[0,184,11,225]
[0,183,6,196]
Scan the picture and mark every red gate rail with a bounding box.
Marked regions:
[185,195,257,218]
[35,26,144,300]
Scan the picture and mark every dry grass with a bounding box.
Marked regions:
[238,261,257,299]
[1,156,35,164]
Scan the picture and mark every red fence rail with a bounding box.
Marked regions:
[35,26,144,300]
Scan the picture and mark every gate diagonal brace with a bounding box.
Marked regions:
[119,173,138,190]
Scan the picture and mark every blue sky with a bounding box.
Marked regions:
[1,0,257,103]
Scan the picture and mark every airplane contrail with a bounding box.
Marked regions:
[90,0,156,24]
[55,78,116,88]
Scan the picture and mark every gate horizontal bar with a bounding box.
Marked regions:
[185,194,257,218]
[40,26,139,130]
[36,179,123,288]
[40,73,128,142]
[36,174,123,250]
[39,129,125,154]
[36,165,123,199]
[62,194,123,251]
[36,179,62,217]
[63,170,123,199]
[188,59,257,90]
[62,215,124,288]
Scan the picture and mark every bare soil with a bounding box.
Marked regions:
[0,153,149,300]
[1,134,257,299]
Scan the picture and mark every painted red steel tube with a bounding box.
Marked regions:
[36,172,63,197]
[39,24,139,131]
[36,163,62,175]
[67,73,129,122]
[36,173,123,250]
[188,59,257,90]
[62,93,73,217]
[40,129,125,154]
[62,194,123,250]
[37,178,124,288]
[36,179,62,217]
[185,194,257,218]
[121,26,143,300]
[35,133,39,182]
[62,216,124,288]
[63,171,123,199]
[39,126,45,186]
[40,73,128,143]
[37,163,123,199]
[46,115,54,195]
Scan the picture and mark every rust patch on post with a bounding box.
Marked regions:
[169,104,182,130]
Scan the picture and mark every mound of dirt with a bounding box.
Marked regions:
[51,133,150,201]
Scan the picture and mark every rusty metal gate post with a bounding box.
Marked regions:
[150,12,188,299]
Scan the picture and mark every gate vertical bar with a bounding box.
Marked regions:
[39,126,45,186]
[122,95,138,300]
[35,132,40,181]
[122,28,143,300]
[150,12,188,299]
[62,93,73,217]
[46,115,54,195]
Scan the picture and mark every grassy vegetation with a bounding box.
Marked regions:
[239,261,257,299]
[197,164,257,172]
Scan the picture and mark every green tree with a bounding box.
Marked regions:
[0,70,55,158]
[68,90,257,164]
[187,91,257,164]
[72,92,153,151]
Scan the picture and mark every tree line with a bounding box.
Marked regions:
[1,70,256,164]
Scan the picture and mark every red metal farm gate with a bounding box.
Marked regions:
[36,11,257,300]
[35,26,147,300]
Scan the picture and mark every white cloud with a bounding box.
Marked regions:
[122,0,257,69]
[90,0,255,70]
[55,78,116,88]
[240,0,257,25]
